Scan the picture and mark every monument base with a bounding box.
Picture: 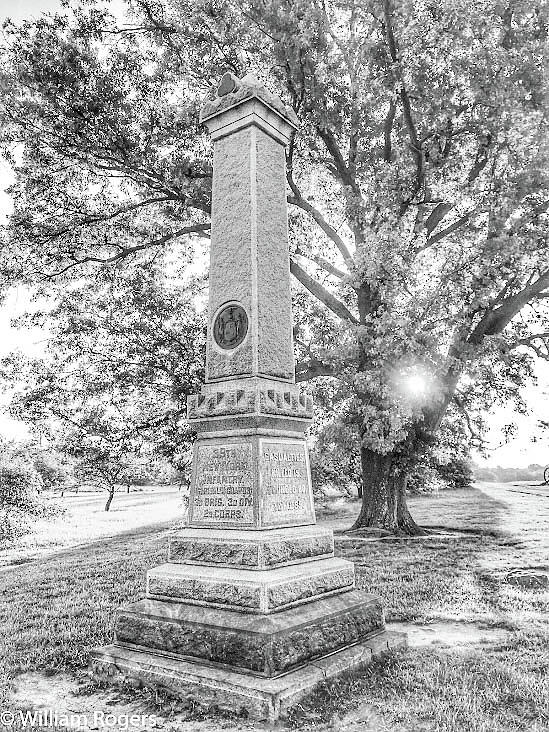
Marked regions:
[111,591,384,676]
[90,631,406,721]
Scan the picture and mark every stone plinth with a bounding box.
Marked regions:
[146,557,355,613]
[91,632,406,723]
[89,72,405,720]
[113,591,384,676]
[168,526,334,568]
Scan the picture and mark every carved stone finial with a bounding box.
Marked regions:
[217,71,239,97]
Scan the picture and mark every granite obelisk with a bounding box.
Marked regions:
[90,73,405,721]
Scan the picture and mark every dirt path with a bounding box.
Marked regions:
[475,481,549,570]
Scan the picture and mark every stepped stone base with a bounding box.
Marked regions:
[113,590,383,677]
[168,526,334,568]
[147,557,354,613]
[90,631,406,721]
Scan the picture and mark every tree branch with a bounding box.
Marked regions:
[290,259,358,323]
[418,212,471,251]
[287,170,354,269]
[45,224,211,278]
[33,196,176,243]
[510,332,549,360]
[315,127,361,195]
[469,270,549,343]
[453,394,486,446]
[424,203,452,236]
[467,133,493,183]
[294,253,348,280]
[295,359,337,382]
[383,100,396,162]
[382,0,423,202]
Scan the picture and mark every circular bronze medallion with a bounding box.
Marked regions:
[213,304,248,350]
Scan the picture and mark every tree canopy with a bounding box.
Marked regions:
[0,0,547,532]
[2,263,204,499]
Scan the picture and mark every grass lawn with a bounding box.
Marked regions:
[0,486,185,569]
[0,485,548,731]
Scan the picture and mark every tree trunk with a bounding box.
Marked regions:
[394,470,427,535]
[351,446,426,535]
[105,489,115,511]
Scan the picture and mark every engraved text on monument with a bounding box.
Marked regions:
[191,444,254,525]
[259,440,315,526]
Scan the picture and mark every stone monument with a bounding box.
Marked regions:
[90,72,405,721]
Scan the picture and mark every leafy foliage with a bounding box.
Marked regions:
[309,432,361,497]
[0,443,63,542]
[434,457,474,491]
[0,455,42,507]
[1,264,205,509]
[0,0,548,531]
[8,441,75,491]
[31,450,73,491]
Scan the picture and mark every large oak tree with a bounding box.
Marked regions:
[1,0,547,533]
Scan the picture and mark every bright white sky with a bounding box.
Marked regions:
[1,0,60,22]
[0,0,548,467]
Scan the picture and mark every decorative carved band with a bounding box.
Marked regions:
[187,387,313,421]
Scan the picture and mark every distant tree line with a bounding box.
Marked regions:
[0,438,189,519]
[473,464,545,484]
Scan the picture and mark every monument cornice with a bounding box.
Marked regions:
[201,96,297,145]
[187,384,313,421]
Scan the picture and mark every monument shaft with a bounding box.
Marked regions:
[206,119,294,382]
[90,74,405,720]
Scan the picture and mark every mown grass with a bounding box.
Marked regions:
[0,487,548,731]
[347,535,544,626]
[288,631,549,731]
[0,525,170,705]
[0,486,183,568]
[290,531,549,731]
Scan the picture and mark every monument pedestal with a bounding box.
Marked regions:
[91,515,405,719]
[90,73,406,720]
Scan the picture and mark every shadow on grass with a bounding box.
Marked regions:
[0,487,526,688]
[409,486,511,534]
[0,521,180,703]
[0,518,182,572]
[287,631,549,731]
[343,523,529,626]
[296,489,549,729]
[322,487,512,538]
